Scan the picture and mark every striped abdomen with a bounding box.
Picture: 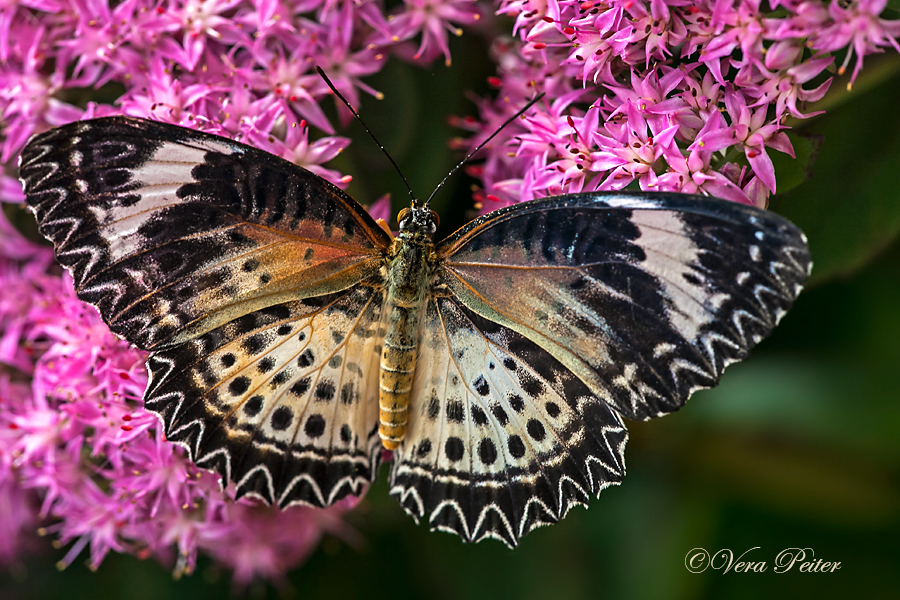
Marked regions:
[379,235,433,449]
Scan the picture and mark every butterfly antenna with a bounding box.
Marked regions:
[316,67,419,208]
[424,91,546,207]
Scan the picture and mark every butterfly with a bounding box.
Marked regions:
[19,116,811,547]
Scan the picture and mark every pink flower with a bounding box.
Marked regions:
[0,25,79,162]
[741,51,833,121]
[713,88,795,194]
[567,7,632,85]
[387,0,482,66]
[467,0,899,209]
[54,0,145,87]
[119,57,219,125]
[592,99,680,191]
[250,116,354,187]
[813,0,900,85]
[149,0,250,72]
[621,0,688,66]
[657,108,752,204]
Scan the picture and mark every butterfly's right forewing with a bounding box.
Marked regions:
[436,193,811,421]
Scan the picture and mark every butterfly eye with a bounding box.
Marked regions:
[429,210,440,228]
[397,207,437,235]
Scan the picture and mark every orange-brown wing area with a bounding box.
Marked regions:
[19,117,392,351]
[436,192,811,421]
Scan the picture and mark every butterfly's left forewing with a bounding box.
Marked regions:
[19,117,392,351]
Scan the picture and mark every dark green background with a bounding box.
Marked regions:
[4,38,900,600]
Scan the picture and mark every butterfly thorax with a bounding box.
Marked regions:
[378,209,438,449]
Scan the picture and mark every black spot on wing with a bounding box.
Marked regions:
[446,400,465,423]
[298,349,315,368]
[471,405,488,426]
[477,438,498,465]
[315,380,336,402]
[304,414,326,438]
[507,435,525,458]
[444,437,465,462]
[244,396,264,416]
[270,406,293,430]
[229,376,250,396]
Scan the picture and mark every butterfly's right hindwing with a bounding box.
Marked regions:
[19,117,391,351]
[391,292,628,546]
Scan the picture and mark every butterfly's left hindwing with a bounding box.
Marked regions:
[436,194,811,422]
[19,117,391,351]
[145,281,385,507]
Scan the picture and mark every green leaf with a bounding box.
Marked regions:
[769,131,822,195]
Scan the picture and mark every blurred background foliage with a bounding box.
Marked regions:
[3,35,900,600]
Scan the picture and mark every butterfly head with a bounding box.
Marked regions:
[397,206,439,237]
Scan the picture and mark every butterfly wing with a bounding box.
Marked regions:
[434,192,811,421]
[390,292,627,546]
[19,117,393,506]
[19,117,392,350]
[146,281,385,507]
[391,192,810,545]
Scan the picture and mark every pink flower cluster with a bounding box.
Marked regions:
[0,0,478,582]
[468,0,900,210]
[0,0,480,181]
